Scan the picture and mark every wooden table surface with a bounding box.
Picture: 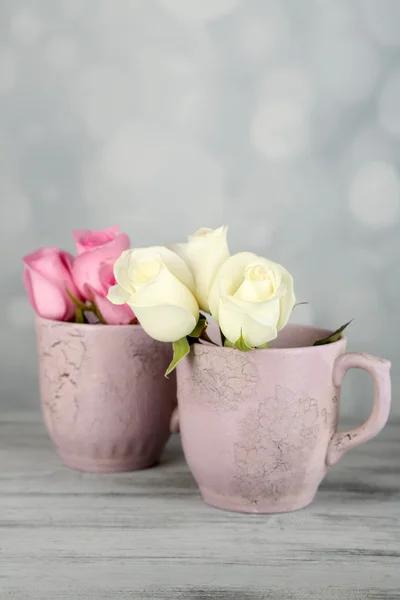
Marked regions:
[1,411,399,599]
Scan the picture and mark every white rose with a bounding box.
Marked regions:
[107,246,199,342]
[208,252,295,348]
[169,225,230,313]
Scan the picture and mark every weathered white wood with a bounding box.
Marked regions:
[1,411,399,599]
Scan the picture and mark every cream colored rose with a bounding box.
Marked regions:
[208,252,295,348]
[107,246,199,342]
[169,225,230,313]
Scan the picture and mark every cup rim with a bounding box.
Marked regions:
[35,314,142,331]
[194,323,347,355]
[34,318,346,352]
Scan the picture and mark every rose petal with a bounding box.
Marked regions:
[91,290,135,325]
[72,233,130,298]
[23,267,74,321]
[107,283,132,305]
[72,229,91,254]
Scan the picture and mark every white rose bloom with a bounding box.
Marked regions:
[209,252,295,348]
[107,246,199,342]
[169,225,230,313]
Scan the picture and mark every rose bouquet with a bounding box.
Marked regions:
[23,226,177,473]
[106,225,350,373]
[105,225,391,515]
[23,226,136,325]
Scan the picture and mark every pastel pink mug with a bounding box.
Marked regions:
[173,324,391,513]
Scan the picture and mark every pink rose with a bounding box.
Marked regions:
[86,260,135,325]
[23,248,80,321]
[72,226,130,295]
[72,226,135,325]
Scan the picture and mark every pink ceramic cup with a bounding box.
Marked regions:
[175,324,391,513]
[36,316,177,472]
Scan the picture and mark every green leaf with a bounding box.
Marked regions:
[75,307,84,323]
[90,299,106,325]
[222,331,254,352]
[189,317,207,339]
[187,317,219,346]
[66,288,87,310]
[313,320,353,346]
[257,342,271,349]
[234,333,254,352]
[165,337,190,376]
[224,332,254,351]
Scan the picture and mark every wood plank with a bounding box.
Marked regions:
[1,412,399,598]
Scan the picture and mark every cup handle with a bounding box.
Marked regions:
[170,406,180,434]
[326,352,391,467]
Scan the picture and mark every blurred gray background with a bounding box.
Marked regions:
[0,0,399,417]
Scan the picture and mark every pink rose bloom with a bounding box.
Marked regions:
[72,226,135,325]
[23,248,80,321]
[86,260,135,325]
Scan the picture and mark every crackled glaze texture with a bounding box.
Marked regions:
[177,324,391,513]
[36,316,176,472]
